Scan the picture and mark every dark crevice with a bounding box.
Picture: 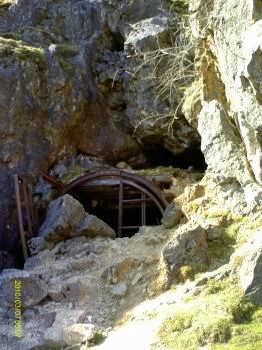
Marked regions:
[144,144,207,171]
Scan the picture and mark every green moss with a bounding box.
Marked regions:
[61,166,87,183]
[43,124,57,144]
[57,57,76,73]
[54,44,79,58]
[53,44,78,73]
[0,36,46,66]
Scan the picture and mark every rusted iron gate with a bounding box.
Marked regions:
[57,170,167,237]
[15,170,167,257]
[14,175,39,259]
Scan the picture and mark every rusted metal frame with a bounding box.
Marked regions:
[39,171,65,193]
[141,192,146,226]
[14,175,28,259]
[22,181,33,238]
[122,198,152,204]
[120,179,164,215]
[118,177,124,237]
[62,170,167,209]
[27,184,39,230]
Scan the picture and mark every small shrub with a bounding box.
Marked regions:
[197,316,232,345]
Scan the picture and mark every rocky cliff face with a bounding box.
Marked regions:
[0,0,199,249]
[187,0,262,214]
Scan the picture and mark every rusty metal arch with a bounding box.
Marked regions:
[63,170,167,208]
[62,170,167,237]
[41,169,167,237]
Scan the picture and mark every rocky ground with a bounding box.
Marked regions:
[1,167,262,349]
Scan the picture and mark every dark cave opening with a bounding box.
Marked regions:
[71,183,163,238]
[144,144,207,171]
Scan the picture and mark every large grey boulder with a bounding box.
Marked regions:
[239,229,262,305]
[64,323,97,347]
[39,194,86,242]
[78,214,116,239]
[162,223,207,274]
[35,194,116,251]
[0,269,48,308]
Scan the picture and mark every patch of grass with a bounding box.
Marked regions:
[156,278,261,350]
[211,309,262,349]
[179,265,194,282]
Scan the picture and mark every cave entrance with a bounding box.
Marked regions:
[143,143,207,171]
[60,170,167,237]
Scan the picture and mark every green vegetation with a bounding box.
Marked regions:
[54,44,79,58]
[157,278,261,350]
[89,332,106,346]
[61,166,87,183]
[53,44,79,73]
[0,36,46,66]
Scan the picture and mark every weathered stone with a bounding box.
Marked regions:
[77,214,116,239]
[124,15,171,54]
[190,0,262,211]
[162,223,207,274]
[0,269,48,308]
[111,282,128,297]
[28,236,54,255]
[161,202,183,229]
[239,229,262,305]
[64,323,97,346]
[44,308,86,347]
[39,194,86,242]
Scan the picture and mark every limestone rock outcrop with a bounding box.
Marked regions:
[187,0,262,212]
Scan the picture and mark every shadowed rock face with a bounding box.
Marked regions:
[0,0,200,250]
[188,0,262,213]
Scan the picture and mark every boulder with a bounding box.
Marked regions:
[239,229,262,305]
[161,202,183,229]
[124,15,171,54]
[162,223,207,274]
[64,323,97,346]
[39,194,86,242]
[44,308,86,347]
[77,214,116,239]
[0,269,48,308]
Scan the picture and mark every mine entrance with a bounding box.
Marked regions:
[61,170,167,237]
